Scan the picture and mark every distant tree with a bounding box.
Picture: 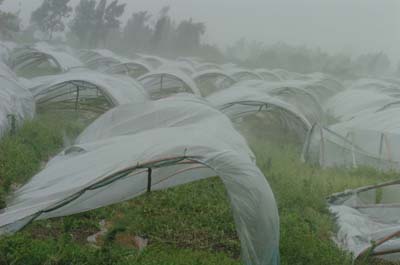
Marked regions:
[323,53,355,78]
[123,11,153,52]
[355,52,391,76]
[175,18,205,55]
[69,0,97,47]
[103,0,125,46]
[0,0,20,40]
[151,6,175,53]
[92,0,125,48]
[69,0,125,48]
[91,0,107,46]
[286,49,313,73]
[31,0,72,40]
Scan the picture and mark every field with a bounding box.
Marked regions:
[0,113,397,265]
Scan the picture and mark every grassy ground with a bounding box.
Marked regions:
[0,112,86,207]
[0,114,399,265]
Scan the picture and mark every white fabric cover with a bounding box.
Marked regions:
[0,69,35,136]
[28,69,148,106]
[0,95,279,265]
[325,89,396,121]
[34,42,84,71]
[329,183,400,261]
[138,70,202,98]
[207,83,312,132]
[10,43,83,72]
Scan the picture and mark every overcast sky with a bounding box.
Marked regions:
[3,0,400,61]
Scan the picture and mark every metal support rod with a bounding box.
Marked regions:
[358,230,400,258]
[319,127,325,167]
[147,168,152,193]
[75,85,80,111]
[7,114,16,135]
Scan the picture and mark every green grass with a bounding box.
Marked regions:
[250,140,398,265]
[0,116,399,264]
[0,112,87,207]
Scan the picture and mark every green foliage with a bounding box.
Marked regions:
[0,232,239,265]
[31,0,72,40]
[0,1,20,40]
[69,0,125,48]
[69,0,97,47]
[122,11,152,53]
[0,113,85,207]
[175,18,206,55]
[226,39,393,78]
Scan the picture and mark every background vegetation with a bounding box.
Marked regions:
[1,0,400,77]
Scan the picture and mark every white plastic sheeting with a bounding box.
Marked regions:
[176,57,202,69]
[87,49,127,62]
[207,84,312,140]
[309,79,400,170]
[329,180,400,261]
[350,78,400,95]
[332,79,400,115]
[0,95,279,265]
[331,107,400,136]
[9,43,83,74]
[302,123,400,172]
[272,69,308,81]
[136,54,168,69]
[319,108,400,170]
[138,70,202,99]
[221,80,326,126]
[268,84,325,125]
[0,61,16,80]
[79,49,153,78]
[325,89,396,121]
[227,68,264,82]
[81,55,120,71]
[255,69,282,82]
[79,49,131,65]
[307,73,345,96]
[160,61,196,76]
[34,43,84,71]
[0,72,35,136]
[103,61,151,78]
[0,41,14,62]
[192,69,236,96]
[28,70,148,111]
[196,62,222,72]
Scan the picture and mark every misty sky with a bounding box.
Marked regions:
[3,0,400,61]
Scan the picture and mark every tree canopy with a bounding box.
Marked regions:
[0,0,20,40]
[31,0,72,40]
[70,0,125,48]
[69,0,96,47]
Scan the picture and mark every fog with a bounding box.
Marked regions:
[3,0,400,60]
